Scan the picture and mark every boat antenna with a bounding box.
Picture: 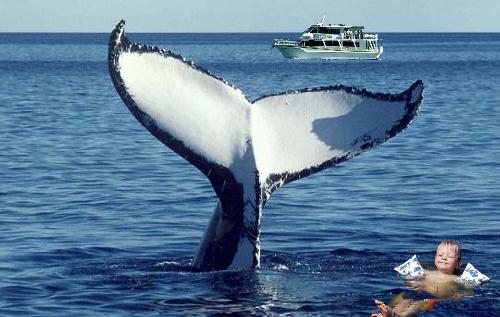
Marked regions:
[318,15,325,26]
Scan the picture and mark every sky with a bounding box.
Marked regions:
[1,0,499,32]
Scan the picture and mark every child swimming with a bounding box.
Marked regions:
[371,240,471,317]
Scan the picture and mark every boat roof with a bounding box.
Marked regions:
[310,23,365,30]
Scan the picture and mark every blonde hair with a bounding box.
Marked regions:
[437,240,461,261]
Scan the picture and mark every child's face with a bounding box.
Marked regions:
[434,245,460,275]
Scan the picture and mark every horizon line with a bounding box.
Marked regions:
[1,31,500,34]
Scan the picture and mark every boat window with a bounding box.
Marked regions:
[324,41,340,47]
[305,40,325,47]
[318,27,341,35]
[342,41,355,47]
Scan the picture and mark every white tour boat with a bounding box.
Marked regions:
[273,17,383,60]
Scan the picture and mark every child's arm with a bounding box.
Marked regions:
[404,279,424,290]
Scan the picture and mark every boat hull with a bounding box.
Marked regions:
[275,46,383,60]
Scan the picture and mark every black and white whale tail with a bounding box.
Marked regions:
[108,21,424,271]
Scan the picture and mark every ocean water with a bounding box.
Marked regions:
[1,31,499,316]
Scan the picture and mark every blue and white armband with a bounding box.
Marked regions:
[458,263,490,286]
[394,255,425,279]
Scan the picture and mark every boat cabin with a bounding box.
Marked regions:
[298,24,379,50]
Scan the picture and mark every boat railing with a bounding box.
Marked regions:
[297,33,378,41]
[363,33,378,39]
[272,39,298,47]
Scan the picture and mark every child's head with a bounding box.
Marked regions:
[434,240,461,275]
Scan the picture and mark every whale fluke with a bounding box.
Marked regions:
[108,20,424,271]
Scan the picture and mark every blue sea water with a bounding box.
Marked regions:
[1,31,499,316]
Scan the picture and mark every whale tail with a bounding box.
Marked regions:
[108,21,424,271]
